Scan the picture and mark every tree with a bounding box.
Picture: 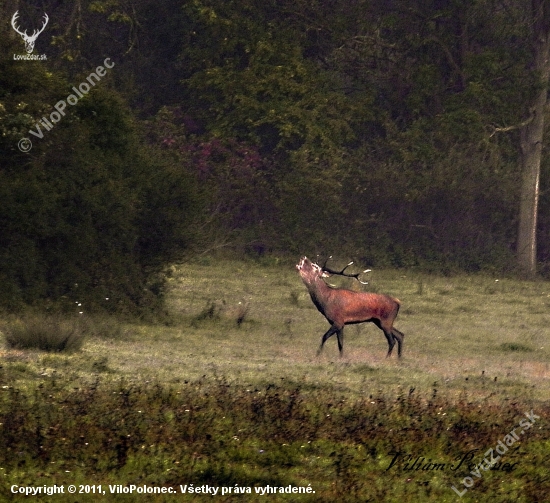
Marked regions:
[516,0,550,276]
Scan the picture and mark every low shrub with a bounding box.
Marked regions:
[1,314,85,352]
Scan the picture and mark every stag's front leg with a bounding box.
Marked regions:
[336,327,344,356]
[317,324,340,355]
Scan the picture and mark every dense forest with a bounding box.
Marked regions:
[1,0,549,312]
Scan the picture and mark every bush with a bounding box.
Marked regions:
[2,314,85,352]
[0,57,201,313]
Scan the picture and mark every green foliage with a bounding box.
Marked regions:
[0,35,201,312]
[175,1,368,254]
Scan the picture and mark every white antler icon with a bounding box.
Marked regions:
[11,11,49,54]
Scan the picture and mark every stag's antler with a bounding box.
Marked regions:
[320,256,371,285]
[11,11,49,54]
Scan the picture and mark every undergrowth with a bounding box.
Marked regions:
[0,377,547,502]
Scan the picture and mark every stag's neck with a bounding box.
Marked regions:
[304,277,332,312]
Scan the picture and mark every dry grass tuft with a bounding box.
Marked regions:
[2,313,85,352]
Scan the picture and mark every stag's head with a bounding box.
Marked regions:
[11,11,49,54]
[297,256,371,285]
[296,257,328,285]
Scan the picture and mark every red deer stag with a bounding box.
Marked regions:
[296,256,404,358]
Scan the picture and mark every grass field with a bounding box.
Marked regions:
[0,258,549,501]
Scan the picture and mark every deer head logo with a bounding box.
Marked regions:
[11,11,49,54]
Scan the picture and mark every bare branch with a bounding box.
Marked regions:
[489,112,535,137]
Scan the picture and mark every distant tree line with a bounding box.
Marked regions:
[0,0,549,311]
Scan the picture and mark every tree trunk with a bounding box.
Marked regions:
[517,0,550,277]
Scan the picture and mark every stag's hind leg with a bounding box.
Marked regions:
[391,328,404,357]
[382,329,396,357]
[372,319,397,357]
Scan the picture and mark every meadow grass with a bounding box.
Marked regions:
[0,258,549,501]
